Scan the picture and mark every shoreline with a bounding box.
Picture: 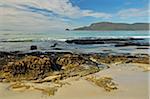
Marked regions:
[0,37,149,54]
[0,50,149,99]
[0,37,149,99]
[0,37,149,42]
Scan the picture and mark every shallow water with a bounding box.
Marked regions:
[0,30,149,54]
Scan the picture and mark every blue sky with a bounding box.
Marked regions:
[0,0,149,32]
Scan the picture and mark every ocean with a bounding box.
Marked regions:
[0,30,149,54]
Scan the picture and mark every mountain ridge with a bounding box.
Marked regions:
[74,22,150,31]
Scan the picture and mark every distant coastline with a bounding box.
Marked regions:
[73,22,150,31]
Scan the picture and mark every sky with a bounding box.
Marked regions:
[0,0,149,32]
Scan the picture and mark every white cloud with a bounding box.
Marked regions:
[0,0,111,31]
[0,6,72,32]
[82,10,111,18]
[117,8,149,18]
[0,0,111,18]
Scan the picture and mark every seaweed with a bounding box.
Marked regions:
[86,76,118,92]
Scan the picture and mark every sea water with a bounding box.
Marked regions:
[0,30,149,54]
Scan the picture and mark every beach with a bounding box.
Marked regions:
[0,63,149,99]
[0,38,149,99]
[1,0,150,98]
[0,35,149,99]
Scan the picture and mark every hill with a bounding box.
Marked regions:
[74,22,149,31]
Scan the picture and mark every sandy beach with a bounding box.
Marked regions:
[0,63,149,99]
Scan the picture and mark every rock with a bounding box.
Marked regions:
[65,28,70,31]
[51,43,58,47]
[2,56,57,81]
[115,42,149,47]
[0,51,14,57]
[136,47,149,49]
[86,76,118,92]
[1,51,148,83]
[90,54,149,64]
[65,38,137,45]
[35,75,62,83]
[52,48,62,50]
[9,82,30,91]
[30,45,37,50]
[56,54,86,69]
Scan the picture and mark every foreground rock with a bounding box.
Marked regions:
[0,52,102,82]
[0,51,149,83]
[1,56,58,81]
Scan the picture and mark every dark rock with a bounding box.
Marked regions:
[65,28,70,31]
[115,42,149,47]
[136,47,149,49]
[0,51,14,57]
[30,45,37,50]
[66,39,105,44]
[65,38,149,46]
[52,48,62,50]
[65,38,130,45]
[51,43,58,47]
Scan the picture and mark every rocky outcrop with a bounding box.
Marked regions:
[2,56,58,81]
[65,38,147,45]
[56,54,86,69]
[90,54,149,64]
[0,51,149,82]
[0,52,101,82]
